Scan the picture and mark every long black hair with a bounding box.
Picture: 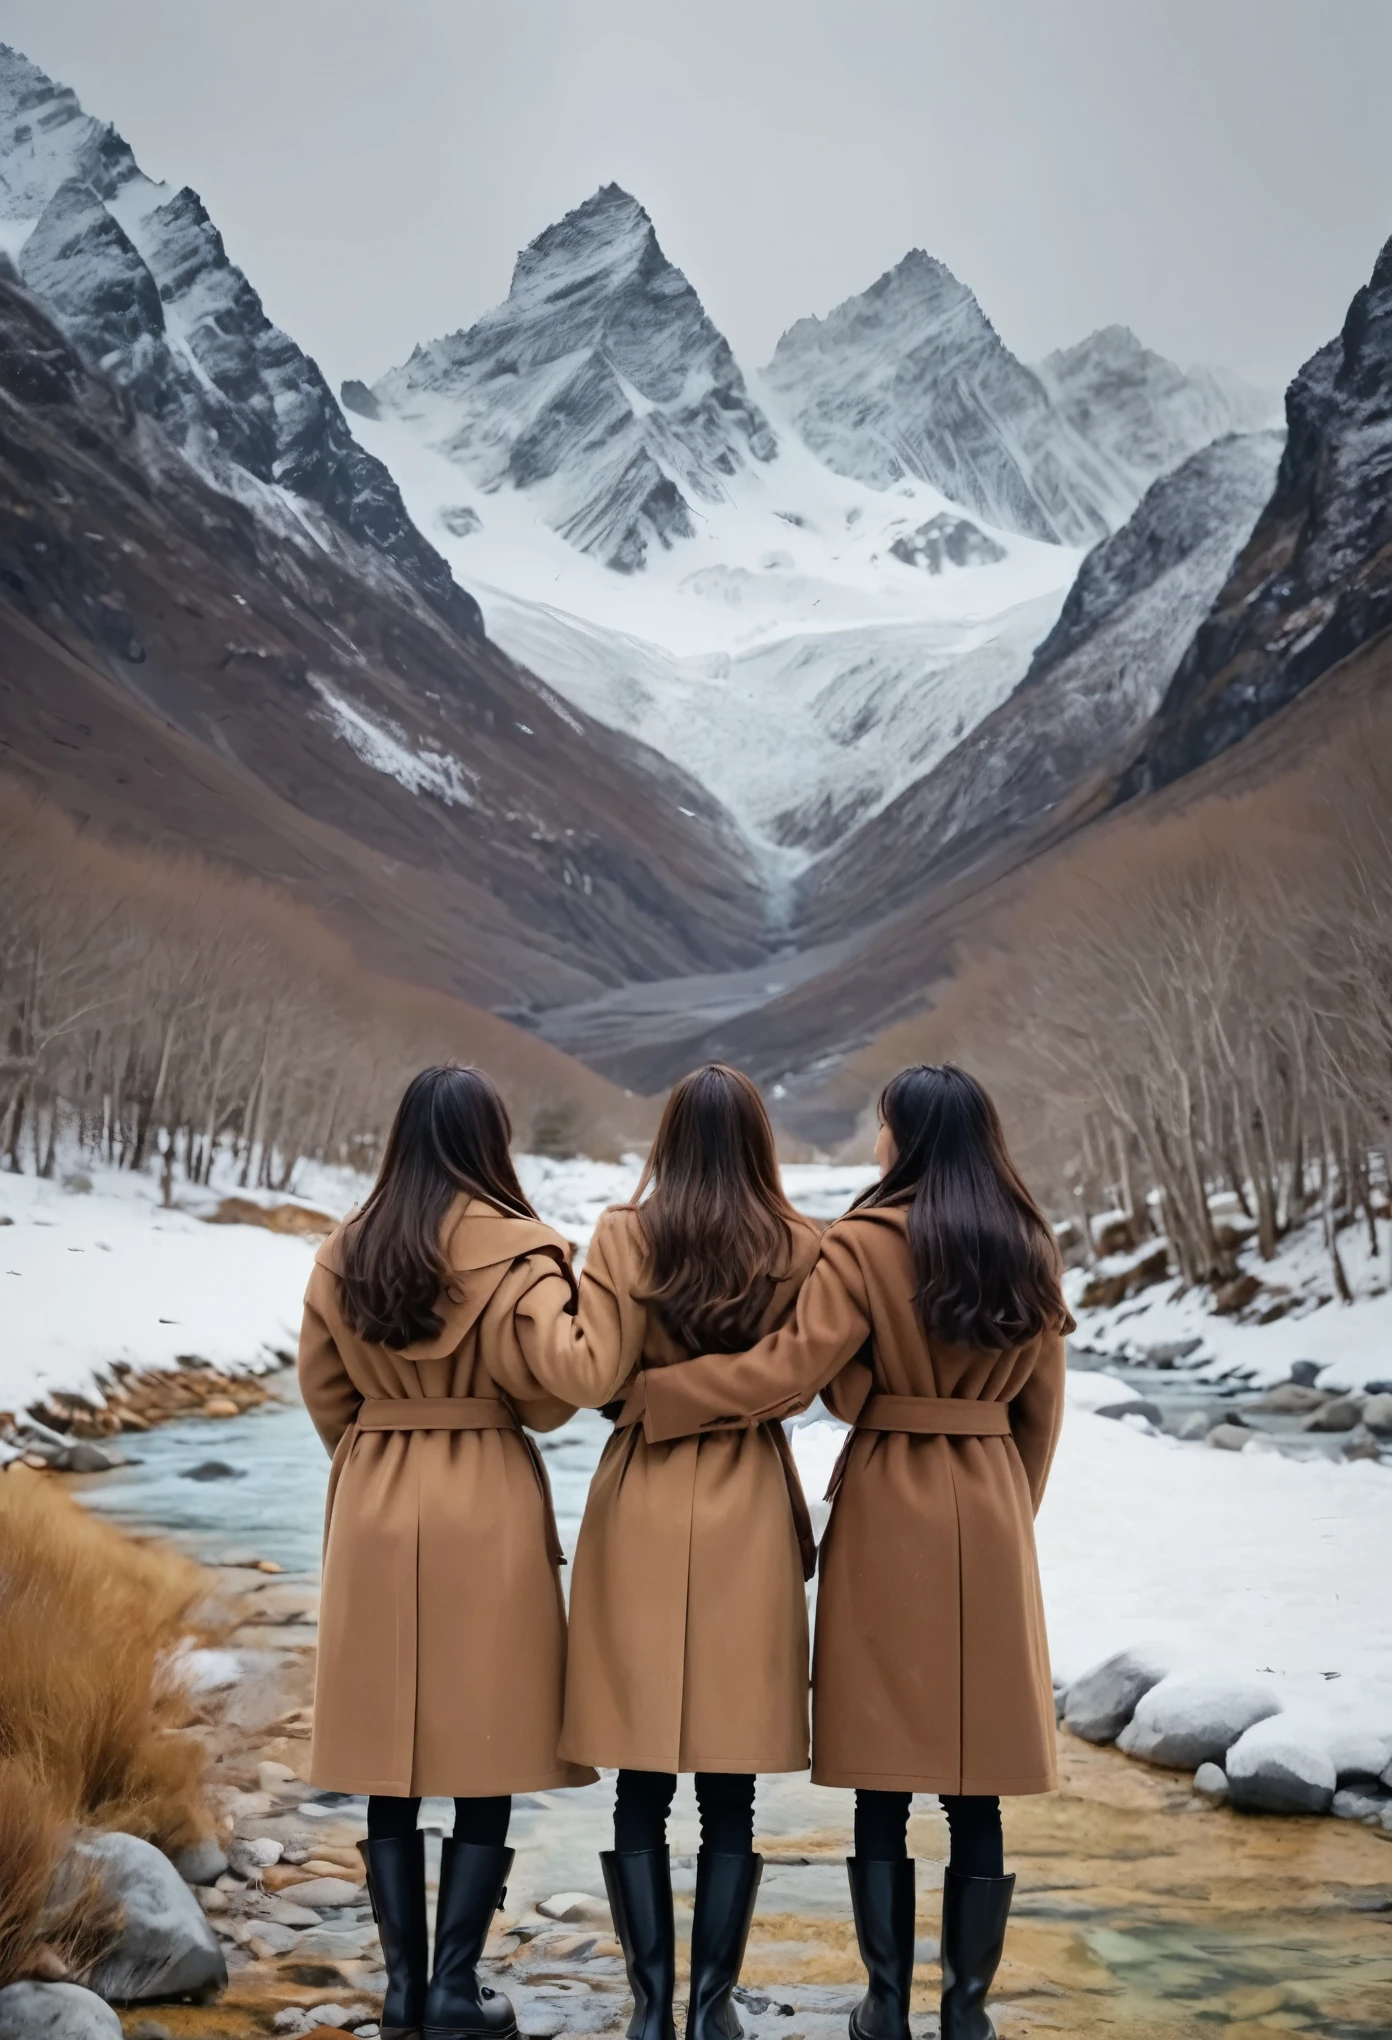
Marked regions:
[857,1063,1066,1350]
[631,1063,796,1354]
[337,1064,537,1348]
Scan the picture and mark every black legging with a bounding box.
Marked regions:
[854,1789,1003,1879]
[367,1794,511,1847]
[614,1769,755,1854]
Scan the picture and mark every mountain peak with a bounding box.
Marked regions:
[372,187,775,573]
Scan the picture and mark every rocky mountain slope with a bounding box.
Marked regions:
[364,184,777,574]
[1124,232,1392,795]
[795,427,1286,936]
[0,263,769,1015]
[0,42,479,635]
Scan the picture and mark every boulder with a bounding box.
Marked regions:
[1331,1731,1392,1781]
[1206,1423,1252,1452]
[1139,1338,1203,1365]
[73,1831,226,2002]
[1302,1399,1362,1433]
[1362,1393,1392,1436]
[1095,1398,1165,1425]
[1116,1674,1280,1769]
[1063,1650,1168,1744]
[1192,1762,1228,1802]
[1288,1360,1322,1387]
[0,1983,123,2038]
[171,1838,228,1887]
[1226,1719,1336,1815]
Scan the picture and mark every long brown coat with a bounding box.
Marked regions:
[628,1205,1067,1796]
[298,1198,628,1797]
[559,1205,822,1775]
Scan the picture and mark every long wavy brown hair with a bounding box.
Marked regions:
[632,1063,798,1355]
[337,1064,537,1349]
[857,1063,1066,1350]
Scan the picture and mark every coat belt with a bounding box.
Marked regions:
[825,1394,1013,1504]
[355,1397,520,1431]
[856,1394,1012,1436]
[351,1396,564,1564]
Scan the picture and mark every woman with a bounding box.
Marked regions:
[615,1065,1071,2040]
[561,1064,821,2040]
[298,1065,627,2040]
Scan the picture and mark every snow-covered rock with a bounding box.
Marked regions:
[371,184,775,576]
[1226,1717,1337,1815]
[1116,1674,1280,1769]
[72,1831,227,2001]
[171,1837,229,1887]
[0,1983,122,2039]
[1063,1649,1168,1744]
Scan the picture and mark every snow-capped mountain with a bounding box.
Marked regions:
[763,250,1133,545]
[0,43,479,634]
[1037,325,1282,511]
[363,184,777,574]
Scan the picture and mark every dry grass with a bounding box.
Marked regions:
[0,1469,217,1984]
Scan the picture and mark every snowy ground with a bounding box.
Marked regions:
[1066,1208,1392,1391]
[4,1154,1388,1796]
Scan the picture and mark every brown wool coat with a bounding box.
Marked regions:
[559,1205,822,1775]
[630,1204,1068,1796]
[298,1197,630,1798]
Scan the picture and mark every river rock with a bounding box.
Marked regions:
[1095,1398,1165,1425]
[75,1831,227,2001]
[179,1461,245,1482]
[1176,1411,1213,1441]
[0,1982,124,2038]
[1362,1393,1392,1435]
[1253,1383,1330,1415]
[537,1891,611,1926]
[1332,1786,1389,1821]
[272,1876,361,1908]
[1139,1338,1204,1364]
[1192,1762,1229,1802]
[1206,1423,1252,1452]
[1288,1361,1322,1387]
[172,1838,229,1887]
[1343,1428,1382,1461]
[1331,1731,1392,1780]
[1302,1398,1362,1432]
[1226,1719,1336,1814]
[50,1440,126,1473]
[1116,1673,1280,1768]
[1063,1650,1168,1744]
[227,1836,283,1879]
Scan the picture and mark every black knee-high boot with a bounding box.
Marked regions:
[939,1870,1014,2040]
[424,1840,518,2039]
[846,1856,915,2040]
[361,1833,429,2040]
[687,1851,762,2040]
[601,1848,677,2040]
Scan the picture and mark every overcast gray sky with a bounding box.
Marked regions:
[5,0,1390,392]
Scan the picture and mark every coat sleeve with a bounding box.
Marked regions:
[297,1282,362,1456]
[1009,1327,1067,1513]
[638,1231,873,1444]
[480,1223,634,1421]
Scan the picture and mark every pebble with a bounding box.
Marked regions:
[258,1759,301,1792]
[536,1891,611,1926]
[228,1835,283,1878]
[1193,1762,1229,1803]
[274,1876,363,1909]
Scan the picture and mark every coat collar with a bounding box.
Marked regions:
[316,1195,575,1360]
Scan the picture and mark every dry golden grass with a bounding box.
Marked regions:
[0,1468,217,1983]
